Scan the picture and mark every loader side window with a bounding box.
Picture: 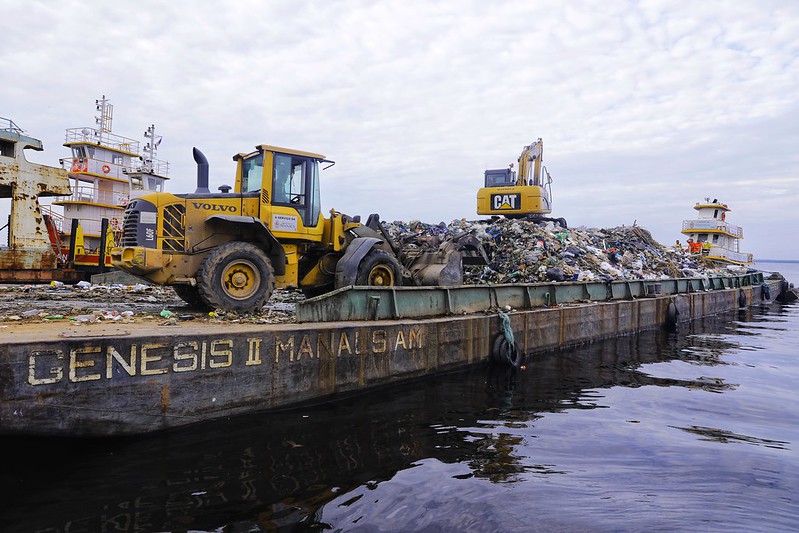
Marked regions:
[241,153,264,193]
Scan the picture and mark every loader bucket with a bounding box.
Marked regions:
[407,249,464,286]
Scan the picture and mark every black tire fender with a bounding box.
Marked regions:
[665,301,679,329]
[491,334,522,369]
[738,290,747,308]
[761,283,771,301]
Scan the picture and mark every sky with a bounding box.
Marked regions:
[2,0,798,260]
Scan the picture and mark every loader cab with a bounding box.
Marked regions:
[237,145,330,231]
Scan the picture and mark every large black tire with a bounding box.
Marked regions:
[197,242,275,313]
[491,334,523,369]
[355,249,402,287]
[173,284,210,310]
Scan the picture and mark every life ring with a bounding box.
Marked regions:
[102,164,111,174]
[491,334,522,369]
[71,160,87,172]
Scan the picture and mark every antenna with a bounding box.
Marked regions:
[94,95,113,133]
[142,124,163,172]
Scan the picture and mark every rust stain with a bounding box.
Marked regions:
[160,384,171,412]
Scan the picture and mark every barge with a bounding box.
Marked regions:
[0,272,779,437]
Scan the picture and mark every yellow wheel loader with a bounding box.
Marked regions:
[476,138,567,228]
[111,145,486,313]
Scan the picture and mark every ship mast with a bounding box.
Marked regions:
[142,124,162,173]
[95,95,113,133]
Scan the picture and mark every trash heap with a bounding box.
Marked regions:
[383,217,740,285]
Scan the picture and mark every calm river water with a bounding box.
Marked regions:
[1,265,797,532]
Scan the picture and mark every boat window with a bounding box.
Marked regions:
[0,139,12,157]
[712,235,719,243]
[113,154,123,165]
[713,209,718,218]
[698,234,707,243]
[241,152,264,193]
[72,146,87,158]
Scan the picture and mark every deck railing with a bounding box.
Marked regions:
[682,219,743,238]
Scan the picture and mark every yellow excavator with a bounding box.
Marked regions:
[476,138,566,227]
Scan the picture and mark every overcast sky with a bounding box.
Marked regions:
[2,0,798,260]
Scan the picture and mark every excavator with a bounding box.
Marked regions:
[111,144,487,313]
[476,138,567,227]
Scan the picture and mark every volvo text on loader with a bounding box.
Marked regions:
[111,144,486,313]
[476,138,567,228]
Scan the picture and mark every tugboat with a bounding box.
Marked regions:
[681,198,753,266]
[49,95,169,271]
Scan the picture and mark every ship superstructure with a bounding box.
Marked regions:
[681,198,753,266]
[52,96,169,265]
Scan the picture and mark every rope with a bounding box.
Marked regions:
[498,311,517,364]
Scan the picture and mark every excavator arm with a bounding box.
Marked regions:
[516,138,543,187]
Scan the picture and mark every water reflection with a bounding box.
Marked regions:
[0,307,780,532]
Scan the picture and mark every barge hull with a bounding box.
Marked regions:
[0,280,776,437]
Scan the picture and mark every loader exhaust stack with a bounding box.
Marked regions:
[193,147,210,193]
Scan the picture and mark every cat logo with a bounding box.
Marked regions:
[491,193,521,210]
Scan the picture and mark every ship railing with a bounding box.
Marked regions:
[64,127,141,154]
[0,116,24,134]
[708,246,753,264]
[40,204,64,233]
[128,158,170,178]
[55,184,131,208]
[682,219,743,238]
[62,155,169,179]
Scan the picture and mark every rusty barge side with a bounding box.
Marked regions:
[0,275,777,438]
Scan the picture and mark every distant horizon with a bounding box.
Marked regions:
[755,259,799,264]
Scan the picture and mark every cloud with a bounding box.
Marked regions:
[1,0,797,259]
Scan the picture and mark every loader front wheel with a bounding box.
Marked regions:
[356,249,401,287]
[197,242,275,313]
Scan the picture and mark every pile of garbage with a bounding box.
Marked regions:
[384,217,742,285]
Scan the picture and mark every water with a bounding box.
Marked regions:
[1,265,797,532]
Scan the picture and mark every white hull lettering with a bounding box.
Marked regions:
[25,327,426,387]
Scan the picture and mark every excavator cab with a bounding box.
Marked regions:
[476,138,566,227]
[484,168,516,187]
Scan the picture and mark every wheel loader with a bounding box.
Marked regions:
[476,138,567,228]
[110,144,487,313]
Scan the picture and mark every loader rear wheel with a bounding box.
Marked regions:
[173,284,210,310]
[197,242,275,313]
[356,249,401,287]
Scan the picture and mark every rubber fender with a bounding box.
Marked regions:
[491,334,522,369]
[738,290,747,308]
[761,283,771,301]
[665,301,679,329]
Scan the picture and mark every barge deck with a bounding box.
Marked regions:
[0,273,783,437]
